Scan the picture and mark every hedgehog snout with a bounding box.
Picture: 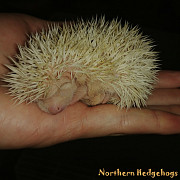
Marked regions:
[37,77,78,114]
[48,105,65,115]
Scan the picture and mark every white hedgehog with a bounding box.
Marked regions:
[2,17,159,114]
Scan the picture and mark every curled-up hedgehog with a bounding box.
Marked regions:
[1,17,159,114]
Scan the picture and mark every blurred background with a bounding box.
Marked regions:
[0,0,180,179]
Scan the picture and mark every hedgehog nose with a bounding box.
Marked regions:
[48,106,64,115]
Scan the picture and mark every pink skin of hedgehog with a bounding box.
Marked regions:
[37,72,110,115]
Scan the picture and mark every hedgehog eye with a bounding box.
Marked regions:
[60,82,72,90]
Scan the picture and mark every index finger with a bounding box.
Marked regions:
[83,105,180,137]
[155,70,180,88]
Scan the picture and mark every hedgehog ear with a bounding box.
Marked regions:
[61,71,74,80]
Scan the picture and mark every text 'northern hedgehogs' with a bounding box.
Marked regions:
[2,17,159,114]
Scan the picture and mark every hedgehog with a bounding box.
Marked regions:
[1,17,159,114]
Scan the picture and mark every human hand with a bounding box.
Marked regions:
[0,13,179,149]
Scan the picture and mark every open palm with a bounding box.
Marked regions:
[0,13,180,149]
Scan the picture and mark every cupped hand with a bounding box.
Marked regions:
[0,13,180,149]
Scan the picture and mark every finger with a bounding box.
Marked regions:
[83,105,180,137]
[32,103,180,148]
[147,88,180,105]
[155,70,180,88]
[0,13,44,56]
[0,13,47,75]
[147,105,180,115]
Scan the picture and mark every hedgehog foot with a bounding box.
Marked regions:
[81,92,110,106]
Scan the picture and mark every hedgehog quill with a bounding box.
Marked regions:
[1,17,159,114]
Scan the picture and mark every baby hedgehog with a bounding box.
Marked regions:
[2,17,159,114]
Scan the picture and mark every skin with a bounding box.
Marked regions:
[37,75,79,114]
[0,13,180,149]
[37,73,111,114]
